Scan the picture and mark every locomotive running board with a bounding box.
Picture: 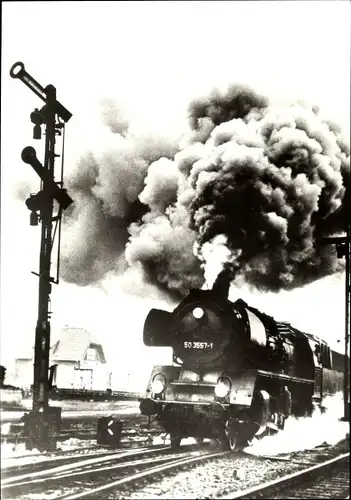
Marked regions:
[171,381,216,387]
[156,400,229,406]
[257,370,314,384]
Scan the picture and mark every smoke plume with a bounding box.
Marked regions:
[61,128,179,286]
[61,85,350,296]
[244,392,349,456]
[100,98,130,137]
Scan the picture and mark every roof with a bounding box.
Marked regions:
[50,327,106,362]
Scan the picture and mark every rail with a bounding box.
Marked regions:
[219,452,350,499]
[2,444,227,500]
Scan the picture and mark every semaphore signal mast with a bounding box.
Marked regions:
[10,62,73,451]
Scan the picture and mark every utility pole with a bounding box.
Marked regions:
[320,185,350,422]
[346,225,350,421]
[10,62,73,450]
[344,223,350,421]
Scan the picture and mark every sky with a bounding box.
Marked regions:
[1,1,350,386]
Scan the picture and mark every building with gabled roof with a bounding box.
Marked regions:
[50,327,106,363]
[15,327,111,392]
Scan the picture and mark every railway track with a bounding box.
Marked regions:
[60,448,228,499]
[1,445,169,488]
[3,439,349,500]
[220,452,350,499]
[1,434,158,467]
[1,445,164,480]
[1,444,101,463]
[1,431,97,445]
[2,442,223,499]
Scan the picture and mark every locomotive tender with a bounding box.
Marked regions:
[140,279,344,450]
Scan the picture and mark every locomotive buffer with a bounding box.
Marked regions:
[10,62,73,451]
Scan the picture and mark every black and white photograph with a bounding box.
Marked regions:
[1,1,350,498]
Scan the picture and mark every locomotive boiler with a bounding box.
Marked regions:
[140,279,344,450]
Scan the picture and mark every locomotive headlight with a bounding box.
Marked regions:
[214,377,231,398]
[151,380,164,394]
[215,383,229,398]
[151,374,166,394]
[193,307,204,319]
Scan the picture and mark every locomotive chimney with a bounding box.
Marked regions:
[212,264,234,298]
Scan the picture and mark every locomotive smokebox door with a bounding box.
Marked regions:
[96,416,123,447]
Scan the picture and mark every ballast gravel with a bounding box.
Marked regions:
[110,439,349,499]
[110,455,303,499]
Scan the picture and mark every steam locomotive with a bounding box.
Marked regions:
[139,280,345,450]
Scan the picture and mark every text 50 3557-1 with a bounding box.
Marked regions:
[183,341,214,349]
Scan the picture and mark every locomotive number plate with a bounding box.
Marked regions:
[183,341,214,349]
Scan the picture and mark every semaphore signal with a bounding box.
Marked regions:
[10,61,74,451]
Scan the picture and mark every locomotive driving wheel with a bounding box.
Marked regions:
[224,417,238,451]
[268,411,286,434]
[267,412,279,435]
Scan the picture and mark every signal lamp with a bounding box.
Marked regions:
[30,211,39,226]
[33,124,42,140]
[25,192,44,212]
[26,192,45,226]
[30,109,44,140]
